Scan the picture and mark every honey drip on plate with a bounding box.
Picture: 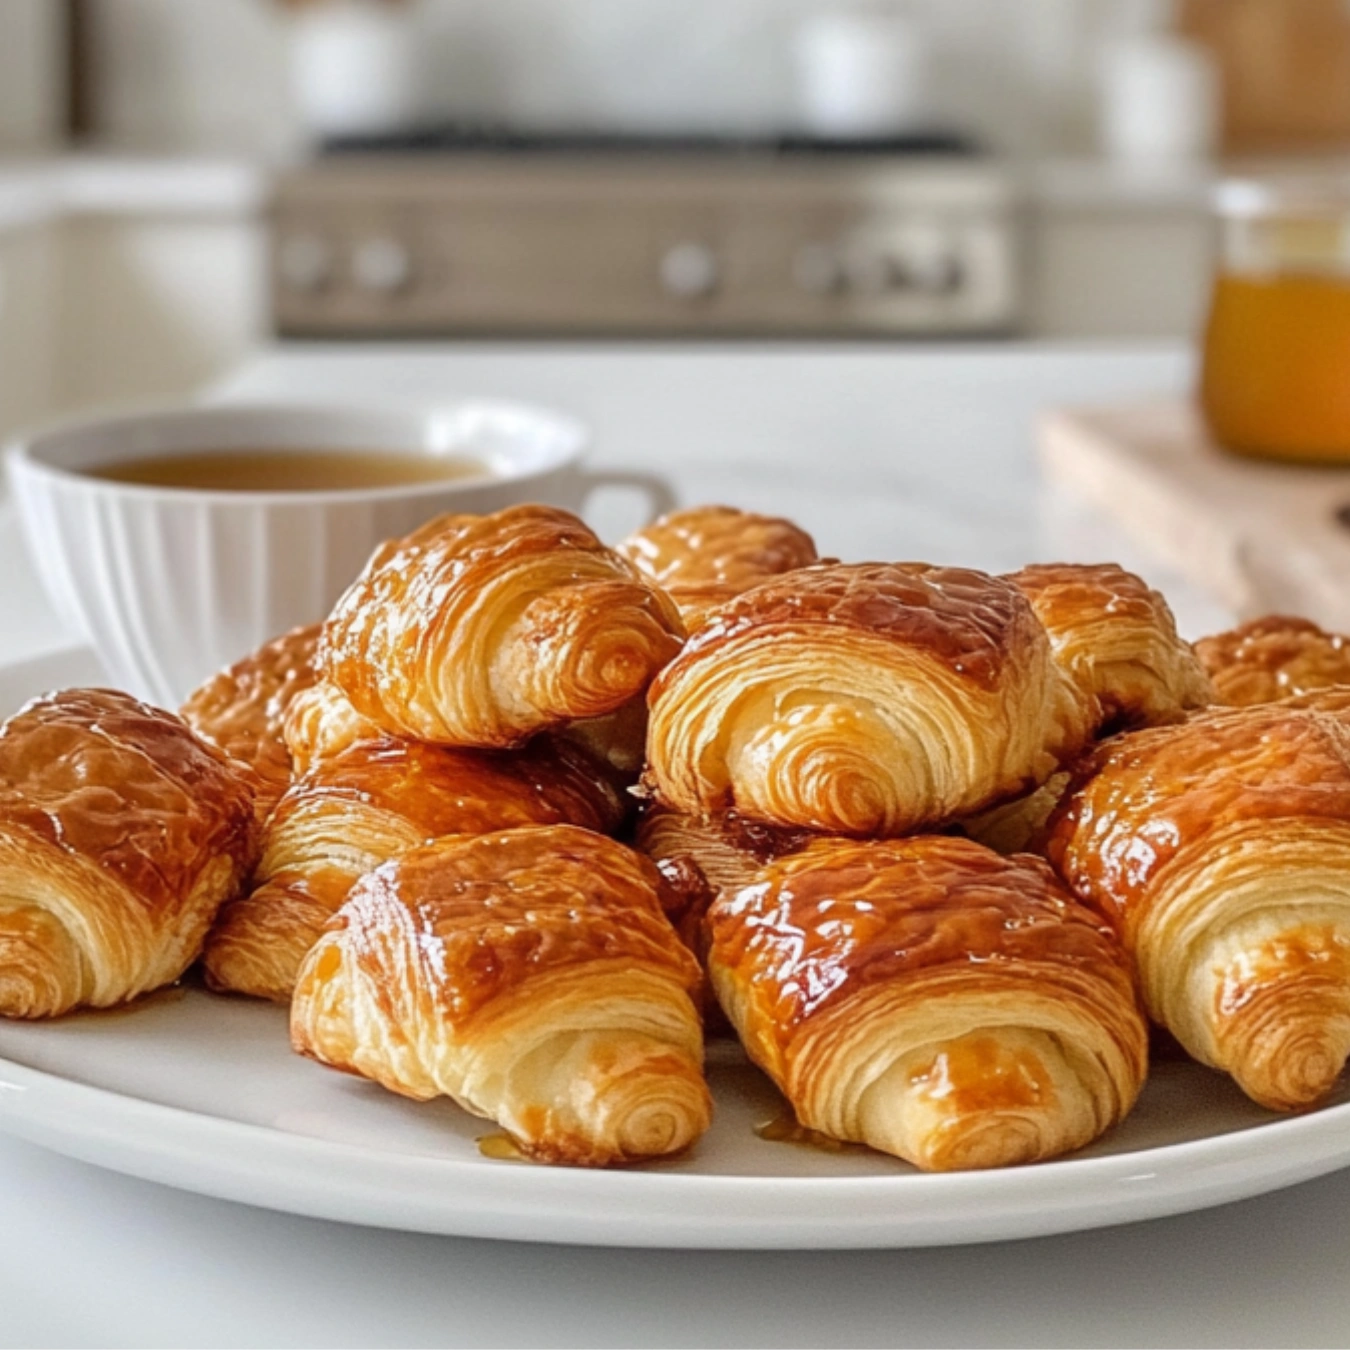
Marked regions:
[477,1132,528,1162]
[754,1112,867,1154]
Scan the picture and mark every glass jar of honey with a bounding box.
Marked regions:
[1200,178,1350,462]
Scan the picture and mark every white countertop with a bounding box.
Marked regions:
[8,341,1344,1348]
[0,154,266,232]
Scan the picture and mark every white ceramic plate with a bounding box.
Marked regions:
[2,646,1350,1249]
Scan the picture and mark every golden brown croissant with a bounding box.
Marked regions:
[0,689,257,1018]
[321,504,684,749]
[204,734,625,1002]
[1195,616,1350,708]
[180,623,321,820]
[707,835,1146,1170]
[292,824,711,1166]
[281,679,382,777]
[645,562,1087,837]
[634,805,812,952]
[1006,563,1213,734]
[618,505,819,629]
[1047,701,1350,1111]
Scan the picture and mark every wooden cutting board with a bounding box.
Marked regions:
[1037,399,1350,631]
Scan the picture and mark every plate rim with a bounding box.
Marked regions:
[3,1040,1350,1248]
[2,644,1350,1248]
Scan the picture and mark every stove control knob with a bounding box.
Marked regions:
[660,242,719,299]
[904,250,964,295]
[793,243,844,295]
[844,250,902,296]
[352,236,412,293]
[277,233,333,293]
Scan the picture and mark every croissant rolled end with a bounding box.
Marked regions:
[1220,991,1350,1112]
[570,624,679,716]
[520,1036,713,1166]
[0,904,84,1019]
[742,726,895,835]
[855,1030,1088,1172]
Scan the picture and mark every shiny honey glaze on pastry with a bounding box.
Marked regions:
[618,505,819,629]
[644,562,1088,837]
[1006,563,1213,734]
[180,623,321,821]
[281,679,382,777]
[292,825,711,1166]
[1195,616,1350,708]
[203,733,625,1002]
[0,688,257,1018]
[635,805,813,952]
[1047,701,1350,1111]
[706,834,1146,1171]
[321,504,684,749]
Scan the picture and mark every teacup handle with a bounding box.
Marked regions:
[573,468,677,525]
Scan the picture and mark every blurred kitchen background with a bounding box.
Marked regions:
[1,0,1349,438]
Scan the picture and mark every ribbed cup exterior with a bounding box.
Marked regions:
[10,460,581,708]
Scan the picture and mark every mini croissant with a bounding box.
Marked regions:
[321,504,685,749]
[0,689,257,1018]
[707,835,1146,1170]
[204,733,624,1002]
[180,623,322,820]
[619,505,819,629]
[1048,700,1350,1111]
[645,562,1087,837]
[1006,563,1213,733]
[292,825,712,1166]
[1196,616,1350,708]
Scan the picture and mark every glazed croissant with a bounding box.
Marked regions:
[1006,563,1213,733]
[1196,616,1350,708]
[707,835,1146,1170]
[1047,700,1350,1111]
[321,504,684,749]
[282,679,382,777]
[618,505,819,629]
[292,825,712,1166]
[180,623,321,820]
[204,733,624,1002]
[0,689,257,1018]
[645,562,1087,836]
[635,805,811,953]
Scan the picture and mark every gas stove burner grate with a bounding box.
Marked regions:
[319,122,983,159]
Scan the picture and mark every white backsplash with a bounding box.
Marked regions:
[73,0,1156,156]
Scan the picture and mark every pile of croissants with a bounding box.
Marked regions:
[2,500,1349,1173]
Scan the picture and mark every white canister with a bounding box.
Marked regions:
[793,8,929,138]
[1100,34,1219,161]
[288,1,423,140]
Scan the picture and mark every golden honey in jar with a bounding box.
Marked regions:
[1200,179,1350,462]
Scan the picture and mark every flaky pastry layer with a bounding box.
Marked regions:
[321,504,684,748]
[180,623,322,822]
[0,688,257,1017]
[292,825,711,1165]
[707,835,1145,1170]
[1048,702,1350,1110]
[1006,562,1213,733]
[645,562,1087,836]
[204,733,625,1002]
[619,505,819,629]
[1196,616,1350,708]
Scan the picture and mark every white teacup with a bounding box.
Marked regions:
[6,400,674,708]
